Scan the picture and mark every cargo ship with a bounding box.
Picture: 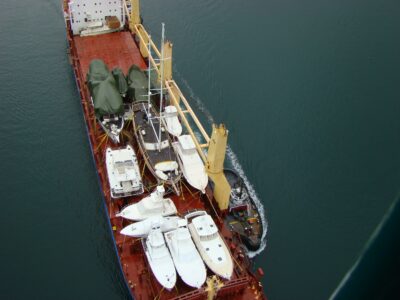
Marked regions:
[63,1,266,299]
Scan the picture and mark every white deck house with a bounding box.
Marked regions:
[106,145,144,198]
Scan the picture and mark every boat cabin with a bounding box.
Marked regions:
[106,146,143,198]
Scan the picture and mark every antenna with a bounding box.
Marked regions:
[158,23,165,152]
[147,35,152,114]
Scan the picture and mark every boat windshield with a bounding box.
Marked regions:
[200,232,218,241]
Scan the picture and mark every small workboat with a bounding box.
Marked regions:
[224,169,263,251]
[105,145,144,198]
[120,215,183,238]
[163,105,182,137]
[172,135,208,193]
[143,228,176,290]
[116,185,177,221]
[164,224,207,288]
[186,211,233,280]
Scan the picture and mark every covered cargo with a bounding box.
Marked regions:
[93,75,124,117]
[86,59,110,95]
[87,60,124,117]
[127,64,148,102]
[112,68,128,96]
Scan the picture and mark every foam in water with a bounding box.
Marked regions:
[175,70,268,257]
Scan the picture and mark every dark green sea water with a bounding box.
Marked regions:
[1,0,399,299]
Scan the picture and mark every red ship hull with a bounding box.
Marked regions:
[65,12,266,300]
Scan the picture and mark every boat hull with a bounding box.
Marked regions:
[224,169,263,251]
[164,227,207,288]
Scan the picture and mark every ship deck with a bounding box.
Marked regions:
[74,31,147,75]
[68,28,265,300]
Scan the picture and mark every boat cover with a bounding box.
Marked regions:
[112,67,128,95]
[127,64,148,101]
[86,59,110,94]
[86,60,124,116]
[93,75,124,116]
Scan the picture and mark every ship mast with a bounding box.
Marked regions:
[147,35,152,113]
[144,35,161,146]
[158,23,165,152]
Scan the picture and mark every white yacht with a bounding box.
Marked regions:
[116,185,177,221]
[120,216,183,238]
[143,228,176,290]
[172,135,208,193]
[163,105,182,137]
[186,211,234,280]
[164,222,207,288]
[105,145,144,198]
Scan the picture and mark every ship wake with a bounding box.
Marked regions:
[176,71,268,257]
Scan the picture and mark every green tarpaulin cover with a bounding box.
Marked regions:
[86,59,110,94]
[86,60,123,117]
[112,68,128,95]
[127,64,148,102]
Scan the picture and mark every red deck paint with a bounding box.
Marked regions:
[67,24,266,299]
[74,31,147,76]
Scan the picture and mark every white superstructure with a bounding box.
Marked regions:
[68,0,125,35]
[120,216,183,238]
[143,228,176,290]
[105,145,143,198]
[164,224,207,288]
[116,185,177,220]
[186,211,233,280]
[173,135,208,193]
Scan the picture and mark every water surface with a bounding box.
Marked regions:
[0,0,399,299]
